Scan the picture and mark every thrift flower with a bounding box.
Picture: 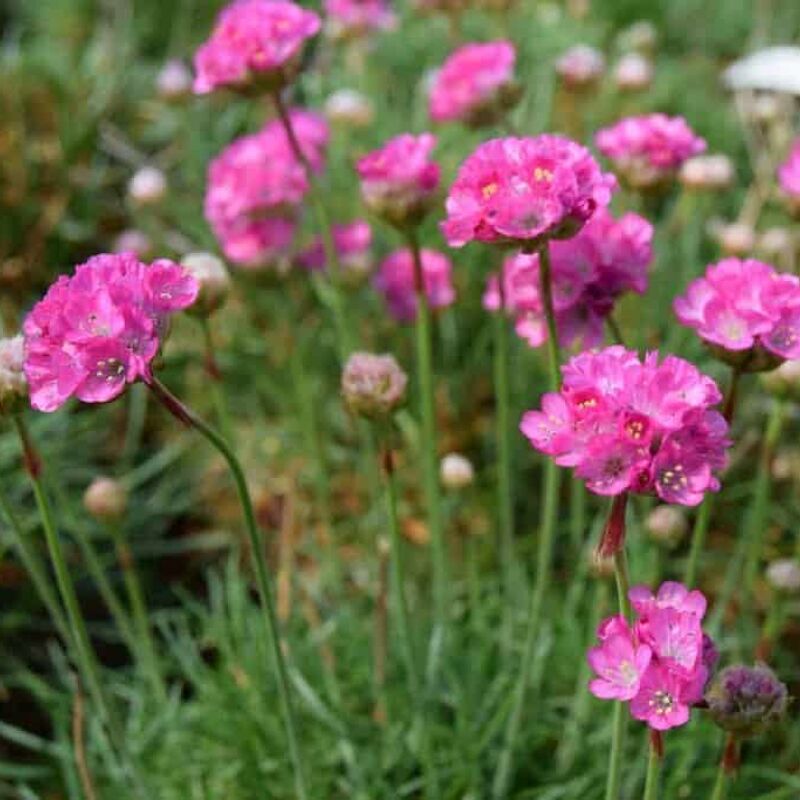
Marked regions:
[555,44,605,90]
[613,52,653,93]
[590,582,715,731]
[778,138,800,216]
[128,167,167,206]
[375,248,455,322]
[483,209,653,349]
[357,133,440,228]
[324,0,395,40]
[296,220,372,277]
[428,41,520,127]
[521,346,730,505]
[23,253,198,411]
[442,135,616,248]
[193,0,321,95]
[341,352,408,418]
[596,114,706,189]
[674,258,800,371]
[679,154,735,192]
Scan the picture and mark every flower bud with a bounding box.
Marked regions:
[758,227,794,261]
[83,477,128,522]
[766,558,800,594]
[679,154,735,192]
[128,166,167,206]
[613,53,653,93]
[341,352,407,419]
[324,89,374,128]
[181,252,232,316]
[156,59,193,101]
[440,453,474,491]
[0,335,27,416]
[113,229,153,259]
[706,663,788,737]
[713,221,755,257]
[617,20,657,54]
[646,504,688,547]
[555,44,605,91]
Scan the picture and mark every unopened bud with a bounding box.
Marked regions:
[555,44,605,91]
[679,154,735,191]
[341,352,407,419]
[715,221,755,257]
[0,335,27,415]
[128,166,167,206]
[758,227,794,260]
[324,89,374,128]
[613,53,653,93]
[766,558,800,594]
[646,505,688,547]
[83,477,128,522]
[156,60,192,101]
[113,229,153,259]
[181,252,232,316]
[617,20,657,55]
[706,663,788,737]
[440,453,474,491]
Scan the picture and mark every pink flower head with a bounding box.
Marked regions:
[521,346,730,505]
[193,0,321,94]
[778,138,800,216]
[483,209,652,349]
[595,114,706,189]
[442,135,617,248]
[428,41,519,126]
[674,258,800,371]
[297,220,372,277]
[555,44,605,90]
[23,254,198,412]
[357,133,440,228]
[590,581,715,731]
[374,248,455,322]
[218,217,297,271]
[324,0,396,40]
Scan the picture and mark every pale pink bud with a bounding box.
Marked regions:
[83,477,128,522]
[113,229,153,259]
[440,453,474,491]
[128,166,167,206]
[715,222,755,256]
[341,352,407,419]
[324,89,374,127]
[646,505,688,546]
[766,559,800,594]
[614,53,653,92]
[679,155,735,191]
[0,335,27,415]
[156,60,193,101]
[181,252,232,316]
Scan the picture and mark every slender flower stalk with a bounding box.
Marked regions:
[200,317,235,444]
[709,734,738,800]
[12,416,146,797]
[536,241,561,389]
[643,731,663,800]
[272,92,353,358]
[146,377,308,800]
[406,228,448,639]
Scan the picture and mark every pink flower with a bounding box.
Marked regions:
[483,209,652,349]
[374,248,455,322]
[23,254,198,412]
[205,110,328,267]
[674,258,800,371]
[521,347,730,505]
[555,44,605,89]
[428,41,519,126]
[442,135,616,248]
[324,0,396,39]
[193,0,321,94]
[595,114,706,189]
[590,581,715,731]
[357,133,440,228]
[297,220,372,275]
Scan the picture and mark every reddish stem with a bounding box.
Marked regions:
[597,492,629,558]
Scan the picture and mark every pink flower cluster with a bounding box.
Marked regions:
[428,41,518,125]
[674,258,800,370]
[193,0,320,94]
[589,582,717,731]
[324,0,396,39]
[357,133,440,228]
[483,209,653,349]
[778,138,800,211]
[375,248,455,322]
[297,220,373,276]
[442,135,616,248]
[205,109,329,268]
[595,114,706,189]
[521,346,730,504]
[23,254,198,412]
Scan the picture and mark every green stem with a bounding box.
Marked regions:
[200,316,235,445]
[380,441,440,800]
[684,495,714,588]
[643,733,662,800]
[606,547,631,800]
[710,735,738,800]
[147,377,308,800]
[0,487,70,642]
[493,281,515,636]
[107,521,166,701]
[709,765,728,800]
[569,477,587,555]
[12,416,145,797]
[272,92,354,359]
[120,382,148,469]
[537,241,561,390]
[406,228,447,640]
